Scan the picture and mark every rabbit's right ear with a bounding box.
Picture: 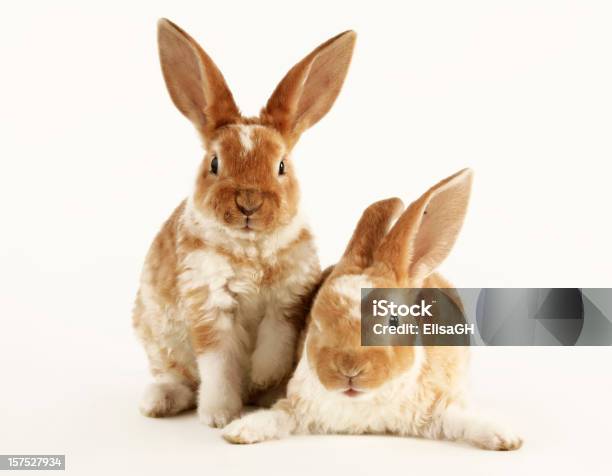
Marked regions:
[157,19,241,141]
[262,31,356,145]
[373,169,474,283]
[336,198,404,274]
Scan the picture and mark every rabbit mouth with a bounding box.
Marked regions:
[342,388,364,398]
[242,216,258,231]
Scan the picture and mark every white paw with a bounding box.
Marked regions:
[197,391,242,428]
[198,406,241,428]
[139,382,195,418]
[222,410,288,444]
[470,421,523,451]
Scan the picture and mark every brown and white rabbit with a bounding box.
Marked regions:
[133,19,356,427]
[223,169,523,450]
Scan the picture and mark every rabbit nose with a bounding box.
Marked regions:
[336,353,364,379]
[237,203,261,217]
[341,368,362,379]
[235,189,263,216]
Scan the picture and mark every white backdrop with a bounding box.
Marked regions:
[0,1,611,475]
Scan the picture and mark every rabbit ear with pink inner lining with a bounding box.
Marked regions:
[373,169,474,283]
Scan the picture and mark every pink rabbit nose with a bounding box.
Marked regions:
[235,189,263,216]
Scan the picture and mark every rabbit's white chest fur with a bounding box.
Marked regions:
[135,199,319,407]
[180,250,295,347]
[180,248,267,336]
[287,344,428,435]
[176,207,319,385]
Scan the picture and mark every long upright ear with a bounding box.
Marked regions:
[335,198,404,273]
[373,169,474,283]
[262,30,356,144]
[157,19,241,141]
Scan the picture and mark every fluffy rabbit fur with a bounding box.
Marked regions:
[133,19,356,427]
[223,169,523,450]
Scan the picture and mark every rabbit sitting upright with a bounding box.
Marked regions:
[223,169,523,450]
[133,19,356,427]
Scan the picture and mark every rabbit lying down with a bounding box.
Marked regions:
[223,169,523,450]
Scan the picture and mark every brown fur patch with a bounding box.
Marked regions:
[192,125,300,233]
[143,201,185,304]
[190,322,219,354]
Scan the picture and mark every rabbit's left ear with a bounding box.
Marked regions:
[262,31,356,145]
[336,198,404,274]
[373,169,474,283]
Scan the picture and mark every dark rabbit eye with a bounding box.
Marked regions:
[278,160,285,176]
[210,156,218,175]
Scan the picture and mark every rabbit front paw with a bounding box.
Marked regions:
[198,391,242,428]
[139,381,195,418]
[473,424,523,451]
[223,409,292,444]
[198,405,241,428]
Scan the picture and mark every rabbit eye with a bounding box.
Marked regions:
[278,160,285,176]
[210,156,218,175]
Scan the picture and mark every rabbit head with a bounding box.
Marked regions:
[157,19,356,233]
[306,169,473,397]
